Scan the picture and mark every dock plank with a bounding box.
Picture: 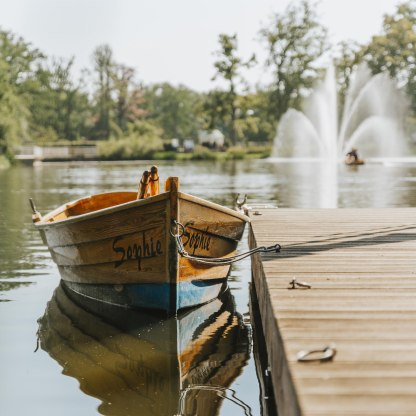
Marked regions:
[249,208,416,416]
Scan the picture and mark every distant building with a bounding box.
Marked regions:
[183,139,195,152]
[163,138,180,151]
[198,130,225,149]
[171,138,180,149]
[15,144,97,162]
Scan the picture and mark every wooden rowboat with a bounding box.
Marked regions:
[31,169,250,314]
[345,157,365,166]
[37,281,251,415]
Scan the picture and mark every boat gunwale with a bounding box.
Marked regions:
[36,190,249,229]
[178,192,249,222]
[36,191,169,229]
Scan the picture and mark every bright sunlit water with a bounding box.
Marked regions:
[2,158,416,415]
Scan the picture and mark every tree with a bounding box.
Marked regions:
[0,29,43,155]
[239,90,277,143]
[202,89,274,145]
[92,44,114,140]
[112,64,146,134]
[0,58,27,156]
[210,33,255,145]
[362,1,416,112]
[0,29,43,87]
[259,0,328,122]
[334,40,363,113]
[201,89,228,135]
[144,83,202,140]
[97,120,163,160]
[30,58,91,142]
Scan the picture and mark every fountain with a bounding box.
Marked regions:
[272,64,409,160]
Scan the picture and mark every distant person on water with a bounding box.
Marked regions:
[345,148,361,165]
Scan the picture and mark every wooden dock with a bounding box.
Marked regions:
[249,208,416,416]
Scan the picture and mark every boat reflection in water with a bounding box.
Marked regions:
[37,281,251,416]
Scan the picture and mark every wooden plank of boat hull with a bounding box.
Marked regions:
[56,255,230,284]
[174,196,246,282]
[48,221,238,284]
[178,258,230,281]
[49,225,166,267]
[179,198,246,242]
[249,208,416,416]
[50,218,169,284]
[177,228,239,259]
[40,198,168,248]
[58,260,167,284]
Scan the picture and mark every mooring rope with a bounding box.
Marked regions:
[170,220,281,265]
[176,385,253,416]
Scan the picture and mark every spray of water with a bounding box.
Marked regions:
[272,64,408,160]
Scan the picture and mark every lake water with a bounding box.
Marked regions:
[2,158,416,416]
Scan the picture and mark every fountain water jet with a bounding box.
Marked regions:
[272,64,408,160]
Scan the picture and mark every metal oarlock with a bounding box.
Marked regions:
[235,194,247,210]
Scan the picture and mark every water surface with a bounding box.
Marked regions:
[2,159,416,415]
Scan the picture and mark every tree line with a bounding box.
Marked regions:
[0,0,415,160]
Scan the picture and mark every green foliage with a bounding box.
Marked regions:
[208,33,255,145]
[3,1,416,160]
[362,1,416,112]
[334,41,363,108]
[224,146,246,159]
[152,150,178,160]
[30,58,92,142]
[0,154,11,168]
[0,30,39,155]
[112,64,146,134]
[97,120,163,160]
[189,145,217,160]
[91,44,114,140]
[236,91,276,143]
[259,0,329,121]
[0,30,43,87]
[143,83,202,140]
[202,89,276,145]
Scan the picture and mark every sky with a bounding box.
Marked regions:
[0,0,403,92]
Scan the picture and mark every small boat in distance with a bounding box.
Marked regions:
[345,148,365,166]
[31,167,250,314]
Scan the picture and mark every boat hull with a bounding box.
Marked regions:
[62,278,227,311]
[35,188,248,313]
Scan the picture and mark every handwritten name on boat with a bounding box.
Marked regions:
[112,231,163,270]
[182,222,211,254]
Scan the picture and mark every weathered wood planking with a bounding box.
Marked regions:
[37,189,247,284]
[249,208,416,416]
[33,174,250,312]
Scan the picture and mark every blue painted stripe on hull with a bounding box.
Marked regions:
[63,279,226,314]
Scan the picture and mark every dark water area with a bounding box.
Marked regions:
[2,159,416,415]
